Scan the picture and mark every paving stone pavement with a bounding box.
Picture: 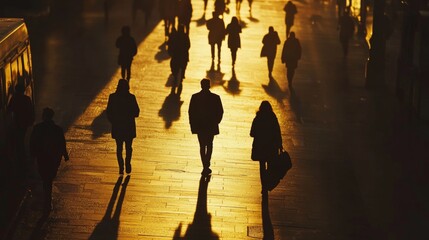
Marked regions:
[9,0,422,239]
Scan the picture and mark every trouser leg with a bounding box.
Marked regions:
[43,179,53,212]
[115,139,124,173]
[125,139,133,173]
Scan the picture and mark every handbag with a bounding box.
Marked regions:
[266,148,292,191]
[260,45,268,57]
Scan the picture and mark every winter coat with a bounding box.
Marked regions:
[106,91,140,140]
[189,90,223,135]
[207,17,225,45]
[116,35,137,66]
[261,31,281,59]
[250,111,282,162]
[281,37,302,69]
[226,22,242,49]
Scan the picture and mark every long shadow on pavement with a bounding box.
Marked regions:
[172,175,219,239]
[89,175,130,240]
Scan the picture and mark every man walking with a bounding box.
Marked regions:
[189,79,223,176]
[116,26,137,80]
[281,31,302,87]
[107,79,140,175]
[30,108,69,214]
[206,11,225,64]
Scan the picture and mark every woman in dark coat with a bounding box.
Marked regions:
[225,16,242,67]
[281,31,301,87]
[250,101,282,194]
[107,79,140,174]
[261,26,281,78]
[178,0,193,34]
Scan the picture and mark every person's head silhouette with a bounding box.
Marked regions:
[200,78,211,91]
[268,26,274,33]
[259,101,273,113]
[289,31,295,38]
[231,16,239,25]
[116,79,130,93]
[121,26,130,36]
[42,107,55,121]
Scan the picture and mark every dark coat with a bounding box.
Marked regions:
[339,15,355,42]
[188,90,223,135]
[206,17,225,45]
[115,35,137,66]
[261,31,280,59]
[250,111,282,162]
[178,0,193,25]
[168,29,191,71]
[226,22,242,49]
[281,37,302,69]
[7,93,34,128]
[284,2,297,26]
[30,120,67,181]
[106,91,140,140]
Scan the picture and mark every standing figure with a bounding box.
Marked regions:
[248,0,254,17]
[214,0,226,17]
[338,9,355,57]
[206,11,226,64]
[236,0,243,15]
[189,79,224,176]
[178,0,193,34]
[168,25,191,95]
[250,101,282,194]
[107,79,140,175]
[7,84,34,171]
[116,26,137,80]
[283,1,297,38]
[225,16,242,67]
[281,32,301,87]
[261,26,281,78]
[30,108,69,214]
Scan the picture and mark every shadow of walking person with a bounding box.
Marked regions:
[172,175,219,239]
[206,62,226,88]
[158,93,184,129]
[89,175,130,240]
[289,87,303,123]
[223,67,242,95]
[91,110,111,139]
[262,77,287,102]
[262,192,275,240]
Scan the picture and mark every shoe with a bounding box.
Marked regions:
[126,164,131,174]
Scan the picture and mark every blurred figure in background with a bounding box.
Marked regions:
[178,0,193,34]
[261,26,281,79]
[338,8,355,57]
[116,26,137,80]
[207,11,226,64]
[281,31,302,88]
[283,1,297,38]
[225,16,242,67]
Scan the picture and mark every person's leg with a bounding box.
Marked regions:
[197,134,214,174]
[267,57,274,77]
[259,160,267,193]
[210,44,215,60]
[217,42,222,63]
[43,179,53,213]
[287,67,295,86]
[126,63,131,80]
[115,139,125,174]
[121,65,126,79]
[125,139,133,173]
[231,48,237,66]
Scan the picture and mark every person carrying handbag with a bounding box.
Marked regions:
[250,101,282,194]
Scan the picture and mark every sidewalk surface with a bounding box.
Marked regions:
[6,0,429,239]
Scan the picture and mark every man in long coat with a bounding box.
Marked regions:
[189,79,223,176]
[116,26,137,80]
[281,31,302,87]
[107,79,140,174]
[30,107,69,214]
[206,11,225,64]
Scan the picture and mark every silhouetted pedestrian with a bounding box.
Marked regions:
[214,0,226,17]
[178,0,193,34]
[225,16,241,67]
[168,25,191,95]
[7,84,34,171]
[250,101,282,194]
[248,0,254,17]
[338,9,354,56]
[281,31,301,87]
[132,0,155,26]
[283,1,297,38]
[189,79,224,176]
[30,108,69,214]
[106,79,140,175]
[206,11,226,64]
[116,26,137,80]
[261,26,280,78]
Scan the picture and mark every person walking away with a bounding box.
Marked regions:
[116,26,137,80]
[7,83,35,173]
[225,16,241,67]
[107,79,140,175]
[214,0,226,17]
[30,108,69,214]
[206,11,226,64]
[189,79,224,176]
[338,9,354,57]
[261,26,281,79]
[168,25,191,95]
[250,101,282,195]
[178,0,193,35]
[281,31,301,88]
[284,1,297,38]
